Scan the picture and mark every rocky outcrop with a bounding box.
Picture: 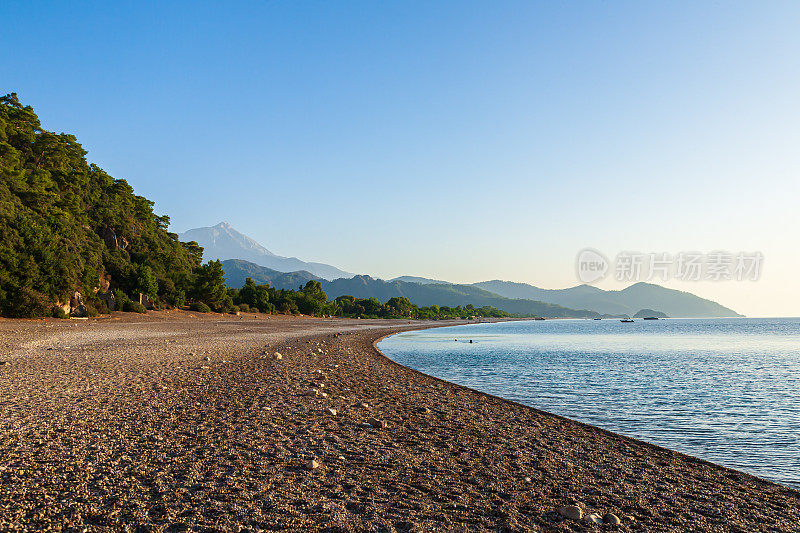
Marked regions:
[138,293,154,310]
[101,226,129,251]
[55,300,71,315]
[98,291,116,312]
[69,292,87,317]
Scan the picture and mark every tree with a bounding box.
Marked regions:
[0,93,205,317]
[194,260,227,309]
[136,265,158,300]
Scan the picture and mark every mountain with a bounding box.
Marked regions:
[221,260,600,318]
[221,259,320,289]
[390,276,448,285]
[180,222,352,280]
[472,280,742,318]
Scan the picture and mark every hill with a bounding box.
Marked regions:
[389,276,447,285]
[633,308,669,319]
[472,280,741,318]
[221,259,321,289]
[0,94,205,317]
[180,222,351,281]
[222,259,599,318]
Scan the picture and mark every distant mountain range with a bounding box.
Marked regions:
[188,222,742,318]
[221,260,599,318]
[472,280,742,318]
[179,222,352,280]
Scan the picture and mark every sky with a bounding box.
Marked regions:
[2,1,799,317]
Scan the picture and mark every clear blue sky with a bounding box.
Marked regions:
[3,1,799,316]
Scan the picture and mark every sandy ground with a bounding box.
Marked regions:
[0,311,798,532]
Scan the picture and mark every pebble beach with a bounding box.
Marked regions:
[0,312,798,531]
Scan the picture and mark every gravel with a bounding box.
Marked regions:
[0,311,798,531]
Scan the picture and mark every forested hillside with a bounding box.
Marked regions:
[222,259,600,318]
[0,93,212,317]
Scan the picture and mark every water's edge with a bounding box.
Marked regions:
[373,321,800,491]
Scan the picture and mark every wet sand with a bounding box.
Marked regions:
[0,311,798,532]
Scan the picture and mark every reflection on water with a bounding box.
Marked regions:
[378,318,800,489]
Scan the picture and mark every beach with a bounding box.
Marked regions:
[0,312,798,532]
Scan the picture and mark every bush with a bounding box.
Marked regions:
[237,303,250,313]
[51,306,69,319]
[94,300,110,315]
[122,300,147,313]
[4,288,52,318]
[228,305,240,315]
[129,302,147,313]
[189,302,211,313]
[250,307,259,314]
[113,289,131,308]
[171,290,186,308]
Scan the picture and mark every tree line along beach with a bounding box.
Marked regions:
[1,312,798,531]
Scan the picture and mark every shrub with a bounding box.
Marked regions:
[189,302,211,313]
[228,305,240,315]
[122,300,147,313]
[94,300,110,315]
[171,290,186,308]
[250,307,259,314]
[129,302,147,314]
[113,289,131,308]
[238,303,250,313]
[51,306,69,319]
[4,288,52,318]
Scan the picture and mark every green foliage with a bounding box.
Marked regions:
[112,288,131,309]
[189,302,211,313]
[0,93,204,317]
[228,277,510,320]
[122,300,147,313]
[136,265,158,300]
[51,305,69,319]
[193,260,226,309]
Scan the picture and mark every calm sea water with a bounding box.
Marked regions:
[377,318,800,489]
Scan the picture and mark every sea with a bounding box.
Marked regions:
[377,317,800,489]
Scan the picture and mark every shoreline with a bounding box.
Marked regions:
[372,324,800,493]
[0,312,798,531]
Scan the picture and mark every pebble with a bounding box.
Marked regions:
[585,513,603,525]
[603,513,621,525]
[360,402,370,409]
[366,417,386,429]
[306,459,320,470]
[274,352,282,360]
[558,505,583,520]
[203,356,210,361]
[523,477,532,483]
[326,408,337,416]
